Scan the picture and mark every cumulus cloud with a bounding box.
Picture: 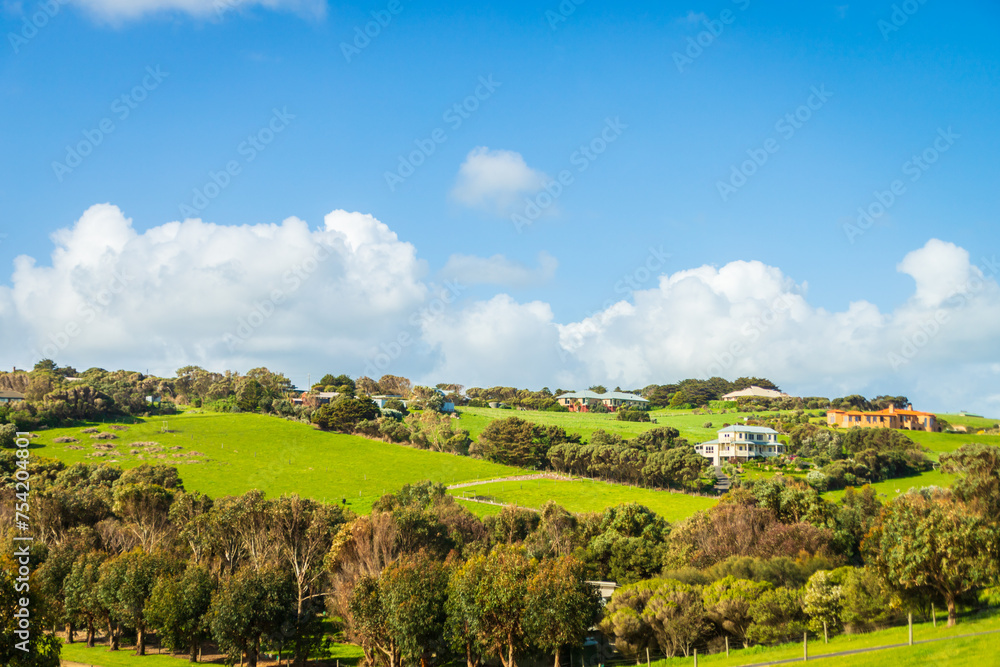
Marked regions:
[450,147,550,216]
[3,211,1000,415]
[3,204,426,375]
[423,240,1000,413]
[897,238,980,307]
[66,0,325,22]
[440,251,558,288]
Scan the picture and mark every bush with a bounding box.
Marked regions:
[617,410,650,423]
[703,421,713,429]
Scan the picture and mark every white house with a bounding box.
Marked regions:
[695,425,785,466]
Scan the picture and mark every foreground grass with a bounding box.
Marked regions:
[647,609,1000,666]
[60,641,365,666]
[29,412,522,513]
[448,478,717,523]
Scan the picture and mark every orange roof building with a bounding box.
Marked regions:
[826,404,939,432]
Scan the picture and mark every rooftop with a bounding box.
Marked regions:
[557,390,648,402]
[718,425,779,434]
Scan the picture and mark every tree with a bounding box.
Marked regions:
[524,556,601,667]
[460,545,535,667]
[97,549,167,655]
[864,491,999,626]
[146,565,215,662]
[111,481,176,551]
[1,554,61,667]
[235,378,265,412]
[446,558,487,667]
[381,551,451,667]
[209,567,295,667]
[311,397,380,433]
[63,551,108,648]
[941,443,1000,517]
[349,575,399,667]
[599,580,659,664]
[802,569,845,636]
[270,495,349,666]
[702,577,772,647]
[746,586,807,645]
[641,580,706,658]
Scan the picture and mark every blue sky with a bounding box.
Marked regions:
[1,0,999,412]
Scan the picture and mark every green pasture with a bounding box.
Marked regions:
[448,478,718,523]
[27,412,522,513]
[646,609,1000,667]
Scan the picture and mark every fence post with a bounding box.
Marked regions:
[823,620,828,643]
[932,603,937,628]
[803,632,808,661]
[908,613,913,645]
[693,648,697,667]
[725,636,729,657]
[646,647,650,667]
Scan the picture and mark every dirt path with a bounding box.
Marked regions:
[447,473,576,489]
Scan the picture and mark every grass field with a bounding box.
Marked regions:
[449,478,718,523]
[26,406,1000,523]
[27,412,523,513]
[456,407,730,444]
[57,611,1000,667]
[644,609,1000,667]
[60,641,364,666]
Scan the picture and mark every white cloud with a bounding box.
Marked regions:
[423,240,1000,413]
[66,0,325,22]
[4,204,426,376]
[450,147,550,216]
[3,211,1000,416]
[897,238,979,307]
[440,251,558,288]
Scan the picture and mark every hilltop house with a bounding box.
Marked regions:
[721,386,791,401]
[826,404,939,432]
[695,425,785,466]
[0,390,25,404]
[556,390,648,413]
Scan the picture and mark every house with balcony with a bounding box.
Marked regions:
[695,425,785,466]
[826,404,939,432]
[556,390,648,413]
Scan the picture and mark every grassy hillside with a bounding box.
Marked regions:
[449,478,717,523]
[28,412,522,513]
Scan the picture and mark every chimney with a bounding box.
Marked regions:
[888,404,894,414]
[908,403,913,410]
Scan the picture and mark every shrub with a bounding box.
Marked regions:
[617,410,651,423]
[703,422,713,429]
